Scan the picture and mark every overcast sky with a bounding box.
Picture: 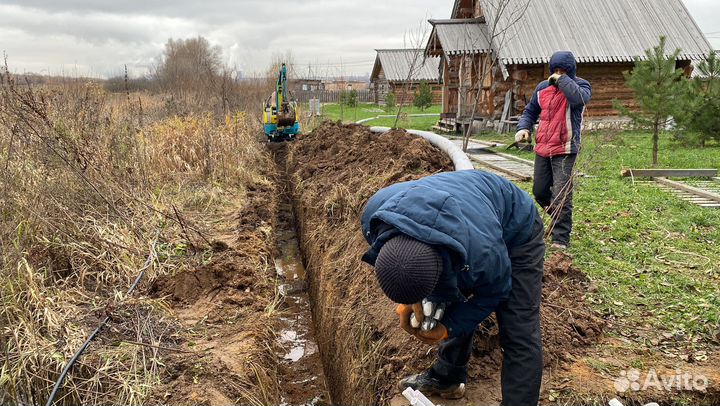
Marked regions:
[1,0,718,79]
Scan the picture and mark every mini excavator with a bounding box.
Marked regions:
[263,63,300,142]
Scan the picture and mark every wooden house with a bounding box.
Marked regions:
[370,49,442,105]
[426,0,714,133]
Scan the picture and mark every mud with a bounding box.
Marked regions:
[273,195,330,405]
[144,119,717,406]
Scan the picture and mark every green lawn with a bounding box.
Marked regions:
[319,102,440,130]
[362,115,440,132]
[474,131,720,346]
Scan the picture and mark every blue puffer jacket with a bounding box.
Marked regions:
[517,51,592,157]
[360,170,537,337]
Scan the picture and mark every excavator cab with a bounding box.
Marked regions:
[263,64,300,142]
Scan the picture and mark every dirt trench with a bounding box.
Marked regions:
[146,155,330,405]
[147,121,718,406]
[281,122,606,405]
[271,177,330,405]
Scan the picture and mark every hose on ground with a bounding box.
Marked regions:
[44,237,159,406]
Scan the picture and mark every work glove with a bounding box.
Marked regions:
[416,323,449,345]
[548,73,562,86]
[514,129,530,143]
[398,300,450,345]
[396,303,424,336]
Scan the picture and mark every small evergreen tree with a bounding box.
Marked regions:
[384,92,397,112]
[616,37,687,166]
[413,81,433,111]
[695,51,720,94]
[675,52,720,147]
[340,89,358,108]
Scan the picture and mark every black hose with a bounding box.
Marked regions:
[44,239,158,406]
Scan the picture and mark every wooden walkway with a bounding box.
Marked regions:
[639,179,720,209]
[447,138,535,182]
[443,137,719,209]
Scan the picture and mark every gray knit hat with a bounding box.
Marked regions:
[374,235,442,304]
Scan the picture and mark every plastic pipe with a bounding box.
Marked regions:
[356,114,440,125]
[402,387,436,406]
[369,127,474,171]
[608,399,659,406]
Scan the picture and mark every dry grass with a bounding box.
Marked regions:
[0,65,271,405]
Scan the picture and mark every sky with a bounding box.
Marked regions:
[0,0,718,79]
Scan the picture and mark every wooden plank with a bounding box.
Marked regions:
[653,178,720,204]
[622,169,718,178]
[469,155,532,181]
[494,151,536,166]
[497,90,512,133]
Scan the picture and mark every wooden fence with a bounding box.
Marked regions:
[293,89,373,103]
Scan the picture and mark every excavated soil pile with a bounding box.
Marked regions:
[541,251,605,360]
[148,183,282,405]
[286,121,605,405]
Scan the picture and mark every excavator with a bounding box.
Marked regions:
[263,63,300,142]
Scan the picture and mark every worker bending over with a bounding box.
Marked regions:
[361,170,545,406]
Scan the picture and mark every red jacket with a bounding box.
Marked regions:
[517,51,592,157]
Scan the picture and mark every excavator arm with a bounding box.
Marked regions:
[263,63,300,142]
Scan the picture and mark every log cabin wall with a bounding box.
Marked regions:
[506,63,642,119]
[453,0,475,18]
[388,82,443,106]
[372,66,390,105]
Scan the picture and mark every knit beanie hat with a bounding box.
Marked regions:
[374,235,442,304]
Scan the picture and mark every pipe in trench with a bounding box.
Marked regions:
[368,127,474,172]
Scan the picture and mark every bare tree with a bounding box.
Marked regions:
[155,36,224,101]
[460,0,531,151]
[392,21,432,129]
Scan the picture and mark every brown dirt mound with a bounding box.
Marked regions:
[542,251,605,360]
[286,121,605,405]
[150,253,260,307]
[147,183,282,405]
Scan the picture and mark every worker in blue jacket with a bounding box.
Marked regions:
[361,170,545,405]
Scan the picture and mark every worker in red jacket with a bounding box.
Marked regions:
[516,51,592,249]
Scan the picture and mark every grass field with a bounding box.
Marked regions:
[318,102,441,131]
[479,131,720,347]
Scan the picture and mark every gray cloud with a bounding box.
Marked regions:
[1,0,717,79]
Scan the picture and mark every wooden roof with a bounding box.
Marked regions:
[426,19,491,58]
[443,0,712,65]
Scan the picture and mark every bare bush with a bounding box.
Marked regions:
[0,61,272,405]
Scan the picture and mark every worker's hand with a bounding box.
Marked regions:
[548,73,562,86]
[514,129,530,143]
[416,323,449,345]
[396,303,424,335]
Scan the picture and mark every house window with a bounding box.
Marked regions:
[302,84,308,91]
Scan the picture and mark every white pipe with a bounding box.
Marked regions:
[369,127,474,172]
[356,114,440,125]
[402,387,436,406]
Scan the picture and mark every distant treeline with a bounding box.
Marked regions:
[103,75,156,93]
